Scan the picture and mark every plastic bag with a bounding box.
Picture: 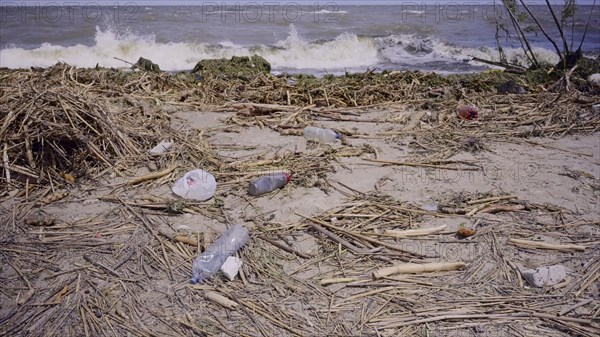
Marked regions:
[172,169,216,201]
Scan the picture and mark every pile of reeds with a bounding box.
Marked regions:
[2,63,598,188]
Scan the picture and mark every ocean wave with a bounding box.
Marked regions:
[0,24,559,72]
[376,34,559,68]
[266,25,378,69]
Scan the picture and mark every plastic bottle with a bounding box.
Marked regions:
[248,173,291,196]
[172,169,216,201]
[191,224,249,284]
[457,105,479,120]
[303,126,340,143]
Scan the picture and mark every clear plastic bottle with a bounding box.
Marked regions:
[248,173,291,196]
[191,224,249,284]
[303,126,340,143]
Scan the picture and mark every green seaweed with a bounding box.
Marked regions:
[134,57,161,72]
[191,55,271,80]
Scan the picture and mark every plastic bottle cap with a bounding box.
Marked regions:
[283,173,292,182]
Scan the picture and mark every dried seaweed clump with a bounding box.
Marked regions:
[134,57,161,72]
[0,64,169,184]
[192,55,271,80]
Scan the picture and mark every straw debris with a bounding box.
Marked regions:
[1,63,599,336]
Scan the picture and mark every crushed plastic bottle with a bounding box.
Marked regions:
[457,105,479,120]
[172,169,216,201]
[191,224,249,284]
[248,173,291,196]
[303,126,340,143]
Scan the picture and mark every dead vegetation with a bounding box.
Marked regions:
[0,63,599,336]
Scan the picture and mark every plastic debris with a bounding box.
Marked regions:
[191,224,249,284]
[457,105,479,120]
[149,140,173,155]
[521,265,566,288]
[248,173,291,196]
[172,169,216,201]
[221,256,243,281]
[303,126,341,143]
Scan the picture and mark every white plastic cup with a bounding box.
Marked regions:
[172,169,216,201]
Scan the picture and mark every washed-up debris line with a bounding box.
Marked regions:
[3,62,599,187]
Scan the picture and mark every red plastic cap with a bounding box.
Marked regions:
[283,173,292,182]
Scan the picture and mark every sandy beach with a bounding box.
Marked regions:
[0,63,599,336]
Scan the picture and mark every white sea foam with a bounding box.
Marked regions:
[265,25,378,69]
[0,24,559,72]
[376,34,559,68]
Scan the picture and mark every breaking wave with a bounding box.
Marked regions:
[0,24,560,73]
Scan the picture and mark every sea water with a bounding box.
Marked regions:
[0,2,598,75]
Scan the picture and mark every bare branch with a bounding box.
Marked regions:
[577,0,597,51]
[505,2,539,66]
[544,0,571,56]
[517,0,564,63]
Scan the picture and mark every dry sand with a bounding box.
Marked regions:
[1,107,599,336]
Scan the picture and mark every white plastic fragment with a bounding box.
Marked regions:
[521,265,566,288]
[149,140,173,155]
[588,73,600,87]
[295,138,307,154]
[221,256,243,281]
[172,169,216,201]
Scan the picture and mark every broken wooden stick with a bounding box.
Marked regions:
[438,206,469,214]
[113,56,137,68]
[559,298,593,316]
[257,235,312,259]
[174,235,198,246]
[320,277,357,286]
[307,222,366,254]
[298,213,367,254]
[158,228,199,247]
[373,262,466,279]
[441,204,525,215]
[127,165,177,185]
[468,56,526,73]
[508,238,585,251]
[478,204,526,214]
[228,102,298,114]
[383,224,447,238]
[83,255,121,278]
[205,291,238,309]
[466,194,517,205]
